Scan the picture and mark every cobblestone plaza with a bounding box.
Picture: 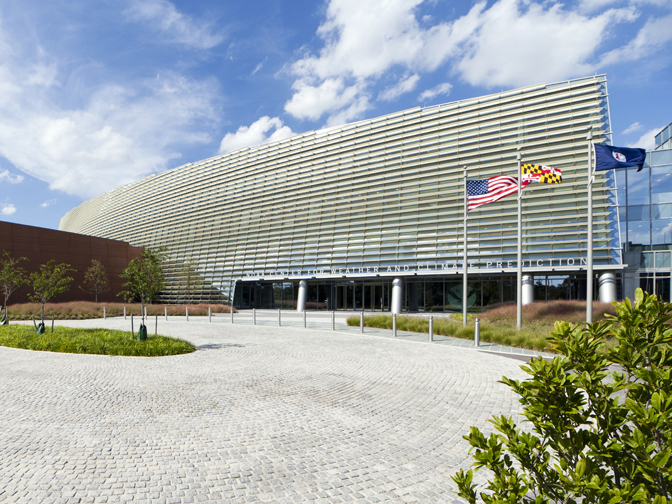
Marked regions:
[0,318,527,504]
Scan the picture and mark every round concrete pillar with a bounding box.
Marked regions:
[297,280,308,312]
[391,278,403,314]
[598,272,617,303]
[522,274,534,305]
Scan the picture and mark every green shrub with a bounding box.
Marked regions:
[452,289,672,502]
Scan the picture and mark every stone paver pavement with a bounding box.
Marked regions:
[0,317,532,503]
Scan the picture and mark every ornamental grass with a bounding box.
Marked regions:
[347,301,619,353]
[0,324,195,357]
[1,301,232,321]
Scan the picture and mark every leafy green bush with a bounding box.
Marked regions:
[452,288,672,502]
[0,325,195,357]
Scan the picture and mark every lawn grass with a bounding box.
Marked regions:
[0,324,196,357]
[1,301,232,321]
[346,301,620,353]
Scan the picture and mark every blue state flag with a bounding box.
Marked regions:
[595,144,646,172]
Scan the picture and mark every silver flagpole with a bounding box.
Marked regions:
[463,166,468,327]
[586,129,594,324]
[517,151,523,331]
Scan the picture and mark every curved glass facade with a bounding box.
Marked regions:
[60,75,619,308]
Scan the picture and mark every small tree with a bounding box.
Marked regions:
[119,247,167,328]
[80,259,110,302]
[28,260,75,325]
[180,258,202,304]
[0,250,29,323]
[452,288,672,503]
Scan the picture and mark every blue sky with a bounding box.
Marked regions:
[1,0,671,229]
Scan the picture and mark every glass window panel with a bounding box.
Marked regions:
[651,150,672,166]
[641,252,654,268]
[656,251,671,268]
[652,219,672,248]
[615,169,626,205]
[652,204,672,219]
[618,206,626,223]
[651,167,672,204]
[628,205,650,220]
[626,168,650,205]
[628,220,650,249]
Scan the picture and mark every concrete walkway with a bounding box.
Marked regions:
[0,316,543,504]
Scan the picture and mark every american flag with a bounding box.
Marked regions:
[466,175,528,211]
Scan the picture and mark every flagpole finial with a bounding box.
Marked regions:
[587,128,593,141]
[517,151,522,161]
[463,165,467,178]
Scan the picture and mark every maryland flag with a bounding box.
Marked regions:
[522,163,562,184]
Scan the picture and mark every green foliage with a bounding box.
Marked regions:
[452,288,672,503]
[0,324,195,356]
[119,247,167,325]
[0,250,29,321]
[28,260,75,324]
[80,259,110,302]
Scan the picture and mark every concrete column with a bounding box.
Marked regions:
[391,278,403,314]
[297,280,308,312]
[598,272,617,303]
[522,274,534,305]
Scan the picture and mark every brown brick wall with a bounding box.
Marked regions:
[0,221,143,304]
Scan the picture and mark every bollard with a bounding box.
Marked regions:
[52,315,54,333]
[231,305,234,324]
[332,311,335,331]
[131,314,134,335]
[303,310,306,328]
[209,307,211,323]
[393,313,397,337]
[360,312,364,334]
[475,317,480,347]
[124,306,126,320]
[155,315,158,336]
[429,316,433,342]
[186,306,189,321]
[278,309,281,327]
[253,308,256,325]
[165,306,168,321]
[103,306,106,320]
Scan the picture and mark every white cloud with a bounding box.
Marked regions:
[219,116,296,154]
[378,74,420,102]
[1,203,16,215]
[41,199,57,208]
[622,122,643,135]
[284,0,659,124]
[456,0,637,87]
[124,0,224,49]
[627,127,662,151]
[0,169,23,184]
[252,57,267,76]
[0,26,221,199]
[284,0,480,124]
[418,82,452,102]
[285,78,367,121]
[600,13,672,66]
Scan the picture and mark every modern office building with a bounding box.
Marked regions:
[59,75,672,311]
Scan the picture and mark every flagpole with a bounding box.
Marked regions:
[463,166,468,327]
[586,129,594,324]
[517,151,522,331]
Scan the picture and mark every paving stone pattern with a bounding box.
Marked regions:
[1,317,529,504]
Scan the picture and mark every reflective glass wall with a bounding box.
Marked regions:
[617,149,672,252]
